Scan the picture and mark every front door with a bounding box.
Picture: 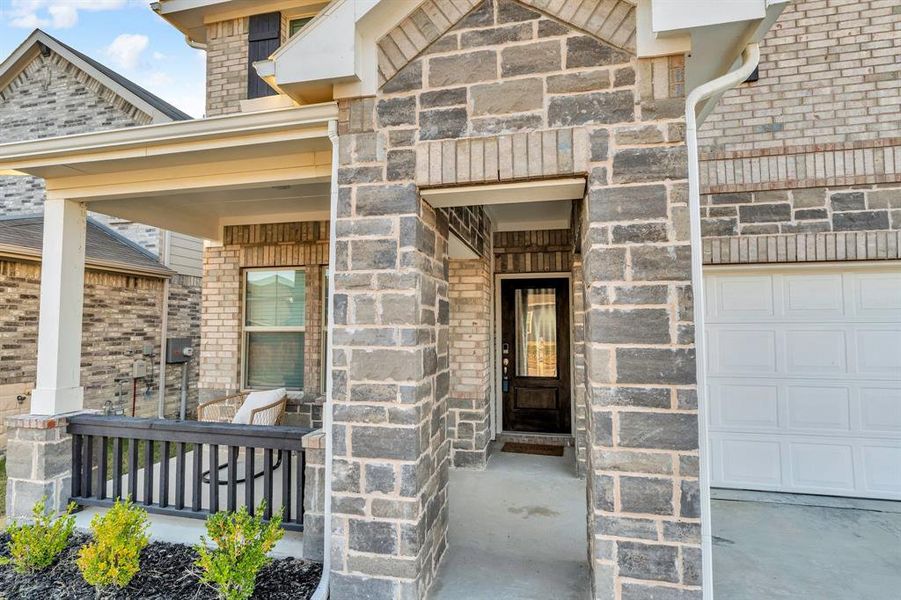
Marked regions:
[501,278,571,434]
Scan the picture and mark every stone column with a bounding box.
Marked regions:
[302,430,326,562]
[329,98,450,599]
[5,414,74,517]
[447,257,492,469]
[581,55,703,599]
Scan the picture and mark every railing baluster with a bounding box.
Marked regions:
[281,449,292,522]
[175,442,186,510]
[296,450,305,526]
[227,446,238,513]
[263,448,273,520]
[245,448,255,514]
[161,441,171,508]
[65,416,310,531]
[192,443,203,512]
[99,437,109,500]
[72,434,83,498]
[128,439,139,501]
[209,444,219,514]
[83,435,93,498]
[112,437,123,501]
[143,439,154,506]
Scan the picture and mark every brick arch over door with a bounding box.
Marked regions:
[378,0,637,86]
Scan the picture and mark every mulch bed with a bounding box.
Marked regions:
[0,532,321,599]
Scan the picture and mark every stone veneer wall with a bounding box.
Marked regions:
[447,257,492,468]
[329,0,702,598]
[0,259,202,448]
[199,222,328,427]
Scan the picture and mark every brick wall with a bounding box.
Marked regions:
[696,0,900,265]
[0,259,202,449]
[700,0,900,154]
[494,229,573,273]
[448,257,492,468]
[205,17,249,117]
[200,222,329,424]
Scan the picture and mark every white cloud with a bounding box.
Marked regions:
[7,0,130,29]
[105,33,149,70]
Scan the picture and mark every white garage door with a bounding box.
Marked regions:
[706,266,901,500]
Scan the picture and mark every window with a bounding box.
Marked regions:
[244,269,306,390]
[289,17,313,37]
[514,288,558,378]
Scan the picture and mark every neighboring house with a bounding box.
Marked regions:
[696,0,901,501]
[0,30,204,445]
[0,2,897,600]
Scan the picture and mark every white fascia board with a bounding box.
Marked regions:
[261,0,380,93]
[651,0,767,34]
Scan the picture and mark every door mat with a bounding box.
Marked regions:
[501,442,564,457]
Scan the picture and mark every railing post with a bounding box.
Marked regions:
[301,430,325,561]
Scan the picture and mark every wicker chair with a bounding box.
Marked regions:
[197,391,287,425]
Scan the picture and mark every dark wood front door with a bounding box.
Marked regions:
[501,278,571,434]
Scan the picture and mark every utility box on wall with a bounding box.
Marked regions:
[166,337,194,364]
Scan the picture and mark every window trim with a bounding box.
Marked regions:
[241,266,308,391]
[287,15,315,38]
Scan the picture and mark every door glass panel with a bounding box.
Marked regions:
[514,288,558,377]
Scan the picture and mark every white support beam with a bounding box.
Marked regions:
[31,199,87,415]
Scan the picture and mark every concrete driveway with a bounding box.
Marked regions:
[712,489,901,600]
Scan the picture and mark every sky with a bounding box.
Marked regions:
[0,0,206,117]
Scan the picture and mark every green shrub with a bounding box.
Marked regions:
[76,498,149,592]
[195,502,285,600]
[0,497,76,573]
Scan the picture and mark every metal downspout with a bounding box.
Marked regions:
[685,43,761,600]
[157,230,171,419]
[311,118,340,600]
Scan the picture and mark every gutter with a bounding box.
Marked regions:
[0,244,175,279]
[311,118,340,600]
[685,43,761,600]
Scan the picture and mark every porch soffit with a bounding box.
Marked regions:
[0,103,338,241]
[378,0,637,87]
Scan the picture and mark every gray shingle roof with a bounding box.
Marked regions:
[0,215,173,276]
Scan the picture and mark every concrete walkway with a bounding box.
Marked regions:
[430,446,590,600]
[712,489,901,600]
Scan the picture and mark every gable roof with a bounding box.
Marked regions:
[0,215,175,278]
[0,29,192,123]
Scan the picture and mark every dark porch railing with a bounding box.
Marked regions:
[67,414,311,531]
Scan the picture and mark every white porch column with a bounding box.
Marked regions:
[31,198,87,415]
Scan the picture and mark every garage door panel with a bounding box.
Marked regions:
[786,386,851,431]
[861,446,901,493]
[783,274,844,315]
[789,442,856,492]
[855,329,901,374]
[785,330,847,374]
[707,267,901,500]
[860,388,901,433]
[711,383,779,429]
[709,329,777,375]
[709,275,775,319]
[854,272,901,314]
[715,437,783,487]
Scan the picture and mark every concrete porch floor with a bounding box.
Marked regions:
[430,445,590,600]
[712,489,901,599]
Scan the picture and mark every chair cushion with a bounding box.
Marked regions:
[232,388,286,425]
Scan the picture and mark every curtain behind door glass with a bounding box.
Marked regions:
[514,288,558,377]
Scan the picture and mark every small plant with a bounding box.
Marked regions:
[195,502,285,600]
[76,497,149,593]
[0,497,76,573]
